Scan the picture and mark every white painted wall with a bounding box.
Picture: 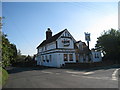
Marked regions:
[36,30,77,67]
[38,53,58,67]
[47,42,56,50]
[36,55,41,65]
[38,42,56,52]
[37,51,76,67]
[91,51,102,62]
[56,53,64,67]
[57,38,74,49]
[57,31,75,49]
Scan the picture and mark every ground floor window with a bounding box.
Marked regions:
[46,55,49,62]
[95,53,99,58]
[76,54,79,62]
[64,54,68,61]
[42,56,45,62]
[83,54,86,62]
[69,54,73,61]
[49,55,52,62]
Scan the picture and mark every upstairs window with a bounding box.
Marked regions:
[45,46,47,50]
[65,32,67,36]
[42,47,44,51]
[68,33,70,37]
[38,49,39,53]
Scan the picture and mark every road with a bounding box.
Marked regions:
[3,66,120,88]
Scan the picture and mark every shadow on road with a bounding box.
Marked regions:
[5,66,55,74]
[63,64,120,72]
[5,64,120,74]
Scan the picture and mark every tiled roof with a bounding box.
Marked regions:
[37,30,65,49]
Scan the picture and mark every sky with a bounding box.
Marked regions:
[2,2,118,56]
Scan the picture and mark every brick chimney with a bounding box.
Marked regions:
[46,28,52,40]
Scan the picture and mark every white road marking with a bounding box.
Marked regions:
[72,74,102,80]
[55,73,60,75]
[41,71,53,74]
[112,69,119,80]
[66,71,94,75]
[84,72,94,75]
[66,71,84,74]
[72,74,116,81]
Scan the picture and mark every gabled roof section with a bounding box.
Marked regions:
[37,30,65,49]
[74,43,78,49]
[76,40,82,43]
[76,40,87,46]
[57,29,76,42]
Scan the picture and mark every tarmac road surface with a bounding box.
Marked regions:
[3,66,120,88]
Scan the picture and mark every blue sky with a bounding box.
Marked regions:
[2,2,118,56]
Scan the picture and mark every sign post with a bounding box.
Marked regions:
[84,32,90,49]
[84,32,91,62]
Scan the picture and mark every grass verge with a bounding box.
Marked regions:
[0,67,9,87]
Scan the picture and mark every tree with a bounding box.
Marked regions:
[2,33,18,67]
[25,55,32,62]
[95,28,120,64]
[2,33,11,67]
[17,49,21,56]
[1,17,20,67]
[0,17,5,29]
[9,44,17,64]
[23,55,37,67]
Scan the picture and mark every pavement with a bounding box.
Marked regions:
[2,66,120,88]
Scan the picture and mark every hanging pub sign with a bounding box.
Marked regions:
[62,39,70,46]
[85,32,90,42]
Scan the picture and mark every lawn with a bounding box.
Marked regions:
[0,67,8,87]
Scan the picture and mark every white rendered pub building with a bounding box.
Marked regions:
[36,28,102,67]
